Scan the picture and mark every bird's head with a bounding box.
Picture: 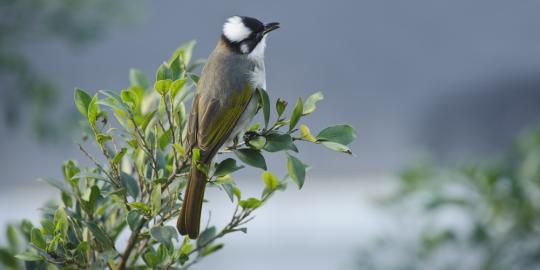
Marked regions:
[221,16,280,56]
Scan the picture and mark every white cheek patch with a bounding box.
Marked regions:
[223,16,251,42]
[240,43,249,54]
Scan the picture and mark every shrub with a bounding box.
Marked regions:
[356,126,540,270]
[2,41,356,269]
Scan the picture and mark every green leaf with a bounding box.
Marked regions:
[169,56,182,79]
[30,228,46,250]
[233,186,242,201]
[175,237,193,265]
[74,88,92,117]
[98,90,130,112]
[87,94,99,127]
[15,251,42,261]
[150,226,178,251]
[177,253,189,265]
[81,185,100,215]
[302,91,324,115]
[33,246,60,263]
[275,98,288,117]
[273,120,289,129]
[61,191,72,208]
[248,135,267,150]
[196,163,210,176]
[201,243,224,257]
[239,198,262,209]
[54,208,68,237]
[179,236,193,255]
[20,220,33,240]
[289,97,303,131]
[176,40,196,66]
[127,210,142,231]
[287,154,306,189]
[112,148,127,164]
[62,160,80,180]
[96,133,112,144]
[173,143,186,157]
[156,64,171,81]
[169,41,196,67]
[75,241,89,257]
[143,250,160,268]
[197,226,216,248]
[128,202,151,213]
[159,129,172,150]
[131,84,145,100]
[141,110,157,132]
[234,149,267,170]
[216,175,236,202]
[321,141,353,155]
[263,133,296,152]
[154,79,172,95]
[127,139,138,148]
[316,124,357,145]
[170,78,187,99]
[121,87,141,109]
[86,222,114,249]
[7,224,18,250]
[190,74,200,84]
[258,88,270,128]
[213,158,244,177]
[71,172,112,184]
[40,220,54,236]
[300,124,317,142]
[192,148,200,163]
[121,172,139,199]
[262,171,280,191]
[151,184,162,216]
[0,248,18,267]
[248,123,260,132]
[129,68,150,90]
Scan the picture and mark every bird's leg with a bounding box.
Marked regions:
[223,136,240,152]
[223,131,260,152]
[243,131,260,144]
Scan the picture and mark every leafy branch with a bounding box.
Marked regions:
[5,41,356,270]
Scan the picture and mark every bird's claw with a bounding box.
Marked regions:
[243,131,260,144]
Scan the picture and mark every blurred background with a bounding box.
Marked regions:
[2,0,540,269]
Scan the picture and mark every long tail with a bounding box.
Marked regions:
[177,161,208,239]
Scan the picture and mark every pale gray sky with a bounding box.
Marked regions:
[2,0,540,185]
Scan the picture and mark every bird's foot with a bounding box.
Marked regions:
[243,131,260,144]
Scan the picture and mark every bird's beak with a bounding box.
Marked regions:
[263,22,280,35]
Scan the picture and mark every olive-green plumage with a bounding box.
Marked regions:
[177,15,279,239]
[177,39,259,239]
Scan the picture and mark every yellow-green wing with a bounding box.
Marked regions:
[188,84,254,161]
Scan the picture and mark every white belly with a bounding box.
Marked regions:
[225,63,265,147]
[226,96,258,146]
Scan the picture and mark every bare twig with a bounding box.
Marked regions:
[128,115,159,177]
[116,159,188,269]
[167,190,276,269]
[116,218,148,270]
[78,144,118,187]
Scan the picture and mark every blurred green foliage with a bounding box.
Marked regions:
[357,126,540,270]
[0,0,138,139]
[0,42,356,269]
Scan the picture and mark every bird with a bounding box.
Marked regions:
[177,16,280,239]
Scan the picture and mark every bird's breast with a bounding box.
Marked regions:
[249,65,266,90]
